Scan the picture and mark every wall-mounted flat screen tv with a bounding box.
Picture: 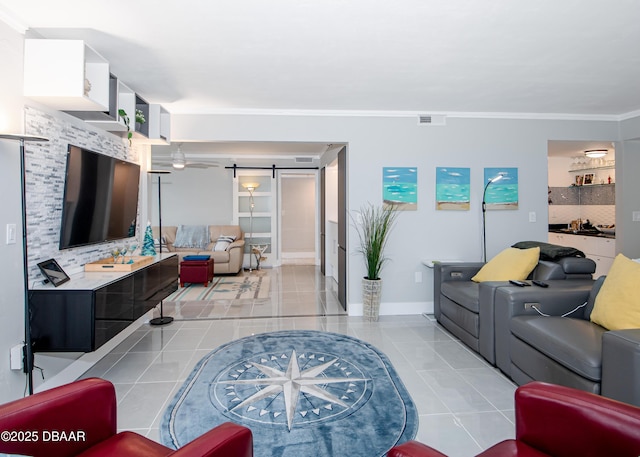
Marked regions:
[59,145,140,250]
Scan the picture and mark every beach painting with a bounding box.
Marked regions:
[383,167,417,210]
[436,167,470,210]
[483,167,519,210]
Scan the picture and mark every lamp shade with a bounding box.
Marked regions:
[242,182,260,191]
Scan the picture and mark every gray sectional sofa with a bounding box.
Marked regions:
[434,256,596,365]
[494,277,640,407]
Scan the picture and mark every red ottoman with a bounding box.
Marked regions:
[180,258,214,287]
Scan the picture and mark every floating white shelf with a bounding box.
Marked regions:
[24,39,110,111]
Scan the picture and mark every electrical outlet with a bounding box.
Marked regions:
[528,212,536,223]
[633,211,640,222]
[414,271,422,283]
[524,303,538,311]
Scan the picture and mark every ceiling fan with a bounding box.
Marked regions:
[153,145,220,170]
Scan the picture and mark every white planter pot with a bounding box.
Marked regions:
[362,277,382,321]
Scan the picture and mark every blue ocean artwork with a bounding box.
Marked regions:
[484,167,519,208]
[383,167,417,209]
[436,167,470,210]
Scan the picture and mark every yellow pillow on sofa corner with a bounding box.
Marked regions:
[471,247,540,282]
[590,254,640,330]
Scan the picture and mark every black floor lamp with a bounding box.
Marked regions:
[482,174,503,263]
[0,133,49,395]
[148,170,173,326]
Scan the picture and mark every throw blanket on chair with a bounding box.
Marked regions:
[173,225,210,250]
[512,241,585,260]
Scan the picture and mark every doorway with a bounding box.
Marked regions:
[280,173,317,265]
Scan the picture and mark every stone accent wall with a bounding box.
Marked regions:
[548,184,615,227]
[24,105,144,282]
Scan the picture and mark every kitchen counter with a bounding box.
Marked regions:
[548,228,615,239]
[548,230,615,277]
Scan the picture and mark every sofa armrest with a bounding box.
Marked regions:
[434,262,484,320]
[0,378,116,457]
[227,239,245,250]
[169,422,253,457]
[387,440,448,457]
[602,329,640,407]
[436,262,485,282]
[225,239,245,273]
[515,381,640,456]
[477,281,513,364]
[493,286,592,374]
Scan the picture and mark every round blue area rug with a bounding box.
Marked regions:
[160,330,418,457]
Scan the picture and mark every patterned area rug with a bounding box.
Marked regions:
[166,276,270,300]
[160,330,418,457]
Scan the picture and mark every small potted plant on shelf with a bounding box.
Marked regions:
[135,109,146,130]
[351,202,399,321]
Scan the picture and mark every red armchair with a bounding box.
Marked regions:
[389,381,640,457]
[0,377,253,457]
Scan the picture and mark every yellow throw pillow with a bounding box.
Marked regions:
[590,254,640,330]
[471,247,540,282]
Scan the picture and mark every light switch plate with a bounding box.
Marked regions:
[6,224,16,244]
[529,212,536,223]
[633,211,640,222]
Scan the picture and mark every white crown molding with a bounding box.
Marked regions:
[0,7,28,33]
[173,107,632,122]
[619,109,640,121]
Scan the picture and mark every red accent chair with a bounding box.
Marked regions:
[388,381,640,457]
[0,377,253,457]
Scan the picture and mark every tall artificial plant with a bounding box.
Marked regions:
[352,203,399,280]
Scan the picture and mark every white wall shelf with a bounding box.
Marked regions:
[24,39,110,111]
[132,97,170,144]
[568,165,615,172]
[68,76,135,133]
[24,38,171,143]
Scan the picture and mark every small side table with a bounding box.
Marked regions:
[250,244,269,270]
[180,258,214,287]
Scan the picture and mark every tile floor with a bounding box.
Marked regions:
[79,266,517,457]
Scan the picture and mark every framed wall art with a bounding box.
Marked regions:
[483,167,519,209]
[383,167,417,210]
[436,167,470,210]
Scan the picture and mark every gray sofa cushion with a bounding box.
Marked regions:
[441,282,479,313]
[511,315,606,381]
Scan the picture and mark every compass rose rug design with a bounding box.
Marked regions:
[160,330,418,457]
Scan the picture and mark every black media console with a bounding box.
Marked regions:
[29,254,179,352]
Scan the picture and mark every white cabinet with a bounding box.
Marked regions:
[548,233,615,278]
[71,75,135,133]
[23,38,170,143]
[24,39,110,111]
[132,96,170,144]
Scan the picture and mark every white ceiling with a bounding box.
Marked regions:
[1,1,637,159]
[2,0,640,117]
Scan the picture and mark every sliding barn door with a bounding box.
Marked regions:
[337,146,347,310]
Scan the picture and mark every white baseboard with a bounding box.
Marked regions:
[348,301,433,316]
[281,251,315,259]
